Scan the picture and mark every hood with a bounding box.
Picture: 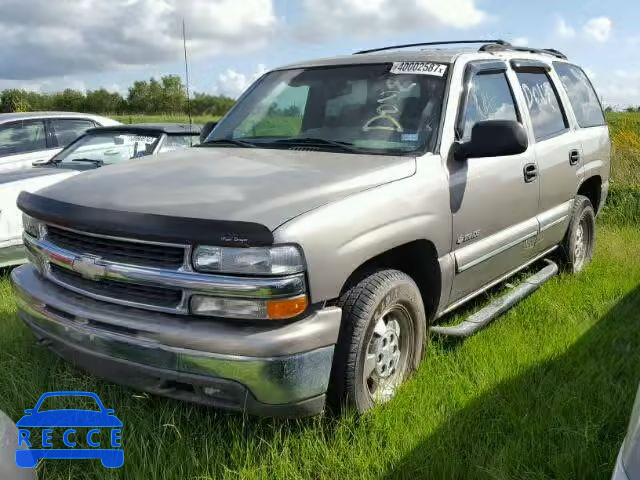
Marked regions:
[0,167,76,186]
[35,147,416,230]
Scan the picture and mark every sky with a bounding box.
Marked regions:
[0,0,638,106]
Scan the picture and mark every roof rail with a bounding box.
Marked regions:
[479,43,568,60]
[354,40,510,55]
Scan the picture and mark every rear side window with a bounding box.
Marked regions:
[51,119,96,147]
[0,120,47,157]
[459,72,519,142]
[553,63,605,128]
[516,71,568,141]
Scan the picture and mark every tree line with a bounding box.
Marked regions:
[0,75,236,117]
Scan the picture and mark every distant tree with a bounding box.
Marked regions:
[0,89,32,112]
[127,80,152,114]
[0,76,237,116]
[191,93,235,116]
[159,75,186,113]
[85,89,126,113]
[126,75,186,114]
[51,89,86,112]
[604,106,614,113]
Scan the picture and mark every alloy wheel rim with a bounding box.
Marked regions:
[363,304,413,404]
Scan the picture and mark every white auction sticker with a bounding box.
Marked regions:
[390,62,448,77]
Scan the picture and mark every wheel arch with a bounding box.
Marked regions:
[577,175,603,213]
[338,239,442,321]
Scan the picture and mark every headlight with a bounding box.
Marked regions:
[192,245,305,275]
[22,213,42,238]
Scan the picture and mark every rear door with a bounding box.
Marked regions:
[449,60,540,302]
[553,62,610,213]
[511,60,582,253]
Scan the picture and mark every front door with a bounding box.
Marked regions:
[448,61,540,303]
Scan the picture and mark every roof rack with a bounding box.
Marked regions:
[479,43,568,60]
[354,40,510,55]
[353,40,568,60]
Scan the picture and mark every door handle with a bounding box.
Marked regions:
[523,163,538,183]
[569,149,581,166]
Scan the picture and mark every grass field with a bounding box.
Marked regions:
[0,113,638,479]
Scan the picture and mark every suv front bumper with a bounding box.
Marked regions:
[11,265,341,417]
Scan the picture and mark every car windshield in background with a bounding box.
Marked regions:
[207,63,448,155]
[54,132,161,166]
[159,134,200,153]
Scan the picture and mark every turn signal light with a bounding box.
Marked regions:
[266,295,309,320]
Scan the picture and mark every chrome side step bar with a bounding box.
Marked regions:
[430,260,559,338]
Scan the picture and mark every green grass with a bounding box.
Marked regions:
[1,224,639,479]
[0,112,638,479]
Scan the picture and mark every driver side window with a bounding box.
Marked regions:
[460,72,519,142]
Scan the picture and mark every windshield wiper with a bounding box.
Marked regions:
[69,158,104,167]
[269,137,358,152]
[201,138,256,148]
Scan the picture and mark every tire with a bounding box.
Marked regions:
[559,195,596,274]
[328,269,426,414]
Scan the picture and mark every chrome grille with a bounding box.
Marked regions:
[46,225,186,269]
[24,225,307,316]
[50,264,183,309]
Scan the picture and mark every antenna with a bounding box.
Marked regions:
[182,19,193,134]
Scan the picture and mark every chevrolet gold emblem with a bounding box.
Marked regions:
[71,256,107,280]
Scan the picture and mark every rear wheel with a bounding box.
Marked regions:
[559,195,596,274]
[328,270,426,413]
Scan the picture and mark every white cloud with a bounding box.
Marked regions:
[555,16,576,39]
[511,37,529,46]
[213,64,268,98]
[554,15,613,43]
[582,17,613,43]
[0,0,277,80]
[296,0,487,40]
[595,69,640,107]
[0,79,49,92]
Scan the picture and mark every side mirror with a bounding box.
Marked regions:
[24,409,34,415]
[455,120,528,160]
[200,121,218,143]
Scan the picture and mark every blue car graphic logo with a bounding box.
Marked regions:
[15,391,123,469]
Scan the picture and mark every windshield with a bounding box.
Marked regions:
[207,63,448,155]
[54,131,161,166]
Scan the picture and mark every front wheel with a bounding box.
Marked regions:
[559,195,596,274]
[328,270,426,413]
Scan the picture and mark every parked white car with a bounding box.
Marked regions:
[612,384,640,480]
[0,112,119,172]
[0,123,202,267]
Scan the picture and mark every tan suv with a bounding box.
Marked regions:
[12,40,610,416]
